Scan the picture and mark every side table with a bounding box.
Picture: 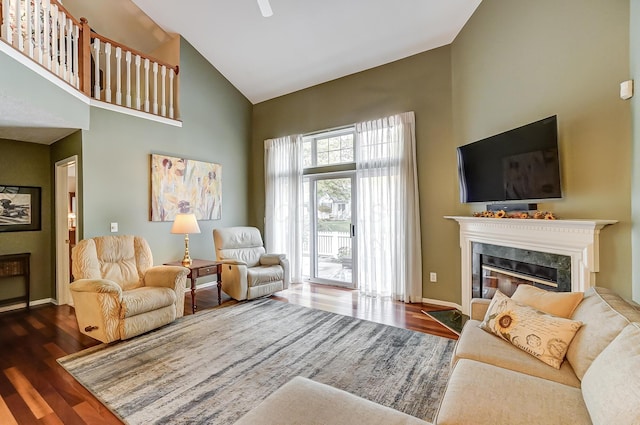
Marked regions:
[164,259,222,314]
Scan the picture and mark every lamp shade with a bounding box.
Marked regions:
[170,213,201,234]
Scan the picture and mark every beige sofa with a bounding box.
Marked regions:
[235,287,640,425]
[435,286,640,425]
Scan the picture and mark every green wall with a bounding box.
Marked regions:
[81,37,252,264]
[452,0,632,300]
[0,139,52,303]
[631,0,640,301]
[251,0,633,304]
[251,46,459,301]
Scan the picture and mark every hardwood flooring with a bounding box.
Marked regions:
[0,283,457,424]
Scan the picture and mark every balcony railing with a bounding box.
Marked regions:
[0,0,179,120]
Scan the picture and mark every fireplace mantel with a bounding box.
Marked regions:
[445,216,617,315]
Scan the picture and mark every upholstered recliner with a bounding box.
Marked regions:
[70,235,189,343]
[213,226,290,301]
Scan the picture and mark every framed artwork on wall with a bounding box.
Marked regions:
[150,154,222,222]
[0,186,42,232]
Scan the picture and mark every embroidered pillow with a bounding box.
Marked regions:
[511,284,583,319]
[479,290,583,369]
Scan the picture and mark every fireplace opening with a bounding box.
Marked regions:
[472,243,571,299]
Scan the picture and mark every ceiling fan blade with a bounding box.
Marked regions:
[257,0,273,17]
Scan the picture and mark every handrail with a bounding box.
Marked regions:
[0,0,180,119]
[91,31,179,75]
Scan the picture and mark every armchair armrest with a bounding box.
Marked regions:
[260,254,286,266]
[69,278,123,343]
[470,298,491,321]
[70,278,123,297]
[143,265,189,317]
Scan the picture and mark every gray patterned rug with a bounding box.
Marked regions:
[58,299,455,424]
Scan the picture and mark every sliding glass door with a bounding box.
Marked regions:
[303,173,356,288]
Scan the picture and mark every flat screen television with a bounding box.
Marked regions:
[457,115,562,204]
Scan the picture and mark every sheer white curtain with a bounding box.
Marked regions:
[355,112,422,302]
[264,135,304,283]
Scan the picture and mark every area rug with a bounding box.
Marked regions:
[58,299,455,424]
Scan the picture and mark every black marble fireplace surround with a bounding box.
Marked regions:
[472,242,571,299]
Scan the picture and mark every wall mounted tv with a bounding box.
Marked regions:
[457,115,562,204]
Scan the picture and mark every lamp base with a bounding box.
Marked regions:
[181,256,193,267]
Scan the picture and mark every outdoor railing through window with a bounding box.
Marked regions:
[0,0,179,119]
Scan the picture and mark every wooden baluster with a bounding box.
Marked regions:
[66,18,73,84]
[135,55,141,110]
[59,11,66,80]
[79,18,90,96]
[51,4,58,75]
[126,50,132,107]
[15,0,22,50]
[152,62,158,115]
[34,0,41,64]
[73,24,79,88]
[161,65,166,117]
[26,0,33,58]
[43,0,50,69]
[115,46,122,105]
[169,68,175,119]
[104,42,111,102]
[93,38,100,100]
[1,0,10,45]
[144,58,150,112]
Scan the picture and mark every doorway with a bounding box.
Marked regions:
[303,173,356,288]
[55,156,78,305]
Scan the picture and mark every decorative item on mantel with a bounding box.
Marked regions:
[473,210,556,220]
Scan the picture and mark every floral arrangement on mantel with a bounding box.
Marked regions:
[473,210,557,220]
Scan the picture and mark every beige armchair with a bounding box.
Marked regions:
[213,226,289,301]
[70,235,189,343]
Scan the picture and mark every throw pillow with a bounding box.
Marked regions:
[479,290,583,369]
[511,284,583,318]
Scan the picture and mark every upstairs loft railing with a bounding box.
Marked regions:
[0,0,179,120]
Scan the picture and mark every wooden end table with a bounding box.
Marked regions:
[164,259,222,314]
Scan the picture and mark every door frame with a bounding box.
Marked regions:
[304,171,357,289]
[55,156,78,306]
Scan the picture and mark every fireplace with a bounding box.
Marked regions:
[446,216,617,315]
[472,243,571,299]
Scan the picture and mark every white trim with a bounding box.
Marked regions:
[0,40,90,104]
[182,280,219,297]
[422,298,462,311]
[90,99,183,127]
[0,298,56,313]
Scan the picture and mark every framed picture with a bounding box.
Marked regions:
[150,154,222,221]
[0,186,42,232]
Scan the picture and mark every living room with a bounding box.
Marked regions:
[0,0,638,423]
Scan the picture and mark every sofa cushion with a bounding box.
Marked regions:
[435,359,591,425]
[247,265,283,287]
[235,376,430,425]
[479,290,582,368]
[511,284,583,318]
[453,319,581,387]
[581,323,640,425]
[121,287,177,318]
[566,287,640,380]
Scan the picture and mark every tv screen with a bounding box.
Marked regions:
[457,116,562,204]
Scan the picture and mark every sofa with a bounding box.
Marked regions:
[435,286,640,425]
[234,286,640,425]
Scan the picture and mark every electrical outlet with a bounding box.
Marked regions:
[110,222,118,232]
[429,272,437,283]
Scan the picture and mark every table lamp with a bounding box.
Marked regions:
[171,213,201,267]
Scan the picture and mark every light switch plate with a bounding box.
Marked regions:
[110,222,118,232]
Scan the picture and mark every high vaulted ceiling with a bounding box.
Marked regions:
[131,0,482,104]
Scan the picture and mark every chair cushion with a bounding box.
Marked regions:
[121,287,176,318]
[219,246,265,268]
[581,323,640,425]
[247,265,283,287]
[94,235,143,290]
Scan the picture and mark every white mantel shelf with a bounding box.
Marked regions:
[445,216,617,315]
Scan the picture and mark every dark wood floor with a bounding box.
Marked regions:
[0,283,457,424]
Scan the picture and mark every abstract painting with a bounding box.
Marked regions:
[150,154,222,221]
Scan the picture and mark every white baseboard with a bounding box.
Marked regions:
[183,280,219,297]
[421,298,462,311]
[0,298,56,313]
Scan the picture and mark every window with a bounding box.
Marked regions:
[303,129,355,168]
